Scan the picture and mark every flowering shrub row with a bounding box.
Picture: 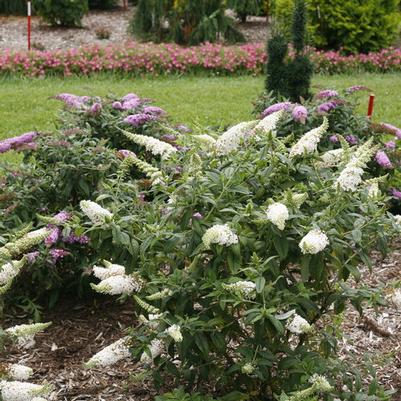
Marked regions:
[1,88,401,400]
[0,92,184,309]
[1,42,401,77]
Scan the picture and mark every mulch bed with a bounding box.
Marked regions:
[2,244,401,400]
[0,6,267,51]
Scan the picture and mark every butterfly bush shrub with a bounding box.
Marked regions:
[82,113,398,400]
[253,87,401,201]
[0,93,178,309]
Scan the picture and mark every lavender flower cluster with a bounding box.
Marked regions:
[0,132,38,154]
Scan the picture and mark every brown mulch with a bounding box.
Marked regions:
[0,6,267,51]
[337,243,401,397]
[4,299,156,401]
[2,244,400,400]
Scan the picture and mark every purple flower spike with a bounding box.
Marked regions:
[26,251,40,264]
[122,93,139,102]
[123,113,156,127]
[89,102,102,115]
[375,150,393,169]
[117,149,136,159]
[346,85,369,94]
[176,124,192,133]
[161,134,177,143]
[317,89,339,98]
[385,141,396,150]
[55,93,89,108]
[112,101,123,110]
[380,123,401,139]
[0,141,12,153]
[45,227,61,247]
[49,248,70,263]
[292,105,308,124]
[192,212,203,220]
[63,234,89,244]
[53,211,71,224]
[261,102,292,117]
[345,135,358,145]
[122,98,142,110]
[317,101,340,114]
[391,188,401,200]
[329,135,339,143]
[143,106,166,116]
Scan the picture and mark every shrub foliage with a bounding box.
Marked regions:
[32,0,89,27]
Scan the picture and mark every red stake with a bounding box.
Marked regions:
[367,94,375,118]
[27,1,32,51]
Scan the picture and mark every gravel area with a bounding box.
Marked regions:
[0,7,267,51]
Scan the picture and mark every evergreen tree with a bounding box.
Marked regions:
[265,0,312,101]
[265,34,289,97]
[286,0,313,101]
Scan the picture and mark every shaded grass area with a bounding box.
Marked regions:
[1,73,401,163]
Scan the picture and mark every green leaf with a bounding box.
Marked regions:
[255,276,266,293]
[194,333,209,358]
[273,236,288,260]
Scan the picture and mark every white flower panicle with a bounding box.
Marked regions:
[299,229,329,255]
[252,110,284,134]
[80,200,113,225]
[92,261,126,280]
[318,148,344,168]
[216,120,258,155]
[139,313,164,329]
[202,224,238,248]
[241,363,255,375]
[128,157,165,185]
[266,202,289,230]
[140,339,164,366]
[286,314,312,334]
[0,380,52,401]
[124,131,177,160]
[223,281,256,299]
[0,228,50,261]
[335,138,376,192]
[367,182,380,198]
[195,134,217,151]
[336,166,364,192]
[165,324,183,343]
[393,215,401,227]
[7,364,34,381]
[0,258,26,287]
[5,322,52,349]
[146,288,173,301]
[91,274,143,296]
[85,337,131,368]
[286,192,308,209]
[308,374,333,392]
[289,117,329,158]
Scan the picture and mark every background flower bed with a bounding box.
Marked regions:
[1,43,401,77]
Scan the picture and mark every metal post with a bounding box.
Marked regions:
[27,1,32,51]
[367,94,375,118]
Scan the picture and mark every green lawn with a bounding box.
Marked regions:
[1,73,401,162]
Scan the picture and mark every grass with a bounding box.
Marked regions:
[1,73,401,162]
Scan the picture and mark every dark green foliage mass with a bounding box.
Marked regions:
[266,0,312,101]
[131,0,245,45]
[0,0,27,15]
[265,34,289,97]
